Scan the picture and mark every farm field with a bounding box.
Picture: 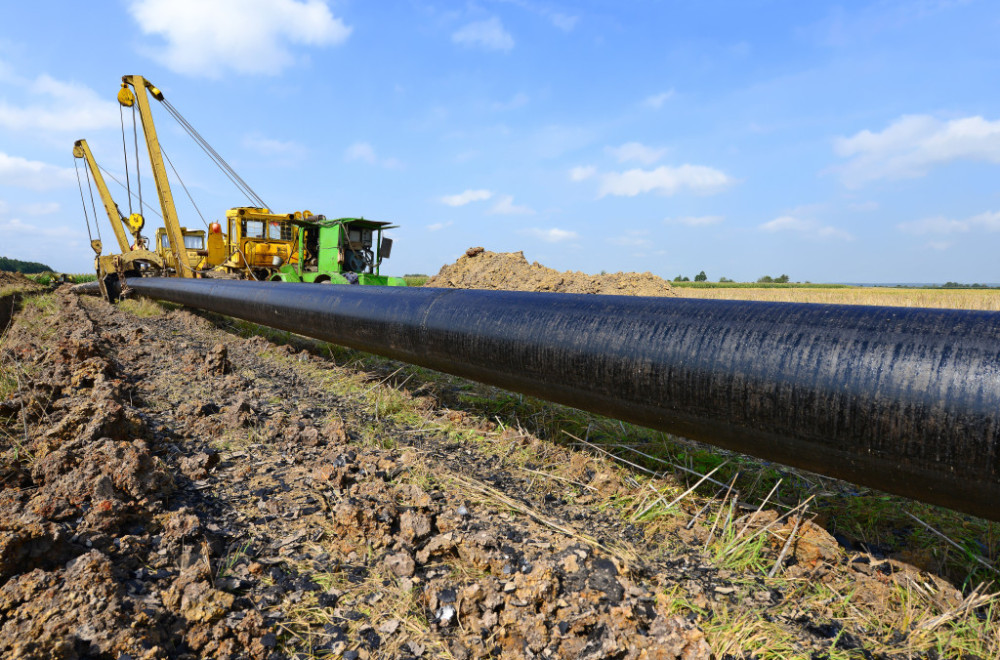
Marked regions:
[675,285,1000,310]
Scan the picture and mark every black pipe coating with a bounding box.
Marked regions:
[89,277,1000,520]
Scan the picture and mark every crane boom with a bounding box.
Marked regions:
[72,139,133,254]
[118,75,194,278]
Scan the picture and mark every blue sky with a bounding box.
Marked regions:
[1,0,999,282]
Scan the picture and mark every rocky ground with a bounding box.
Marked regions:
[0,283,996,659]
[425,249,676,297]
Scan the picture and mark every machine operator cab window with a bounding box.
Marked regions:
[242,219,292,241]
[160,233,205,250]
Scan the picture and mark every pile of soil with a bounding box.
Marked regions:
[0,271,41,292]
[425,248,676,297]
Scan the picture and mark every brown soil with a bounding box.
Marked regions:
[0,272,40,291]
[0,286,989,659]
[425,249,676,297]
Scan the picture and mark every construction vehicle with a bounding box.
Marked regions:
[269,214,405,285]
[211,207,299,280]
[72,138,165,301]
[81,75,404,297]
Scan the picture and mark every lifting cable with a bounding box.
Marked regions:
[98,165,162,221]
[132,104,143,216]
[161,145,209,231]
[119,105,133,216]
[75,159,102,245]
[74,159,95,244]
[159,98,269,209]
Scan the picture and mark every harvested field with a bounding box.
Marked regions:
[0,277,997,659]
[426,248,676,297]
[675,285,1000,310]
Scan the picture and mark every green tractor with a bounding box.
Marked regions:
[270,215,406,286]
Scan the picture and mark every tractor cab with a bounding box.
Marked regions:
[271,214,405,286]
[155,227,207,275]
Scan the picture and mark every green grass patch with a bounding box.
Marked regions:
[118,297,165,318]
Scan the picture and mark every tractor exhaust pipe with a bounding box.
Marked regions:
[78,277,1000,520]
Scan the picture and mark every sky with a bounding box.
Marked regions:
[1,0,999,283]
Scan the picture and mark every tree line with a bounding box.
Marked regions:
[0,256,53,274]
[672,271,790,284]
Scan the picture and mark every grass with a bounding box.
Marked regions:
[24,272,96,286]
[118,297,165,318]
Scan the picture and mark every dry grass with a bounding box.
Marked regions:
[674,286,1000,310]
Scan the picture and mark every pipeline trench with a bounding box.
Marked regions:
[0,285,998,658]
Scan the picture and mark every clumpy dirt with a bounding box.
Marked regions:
[0,286,990,659]
[0,272,44,337]
[425,249,676,297]
[0,272,40,291]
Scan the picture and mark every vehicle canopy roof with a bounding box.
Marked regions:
[291,216,397,231]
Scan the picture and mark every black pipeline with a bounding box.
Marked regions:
[89,278,1000,520]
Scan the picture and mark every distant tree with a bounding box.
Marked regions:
[757,275,774,283]
[694,270,708,282]
[775,274,790,283]
[719,276,733,283]
[673,275,690,282]
[0,256,52,274]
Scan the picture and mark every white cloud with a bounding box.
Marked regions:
[492,92,529,111]
[440,189,493,206]
[925,241,952,251]
[452,17,514,52]
[0,152,76,190]
[569,165,596,181]
[664,215,724,227]
[642,90,675,109]
[598,165,733,197]
[0,217,84,239]
[834,114,1000,186]
[606,142,667,165]
[610,230,651,248]
[519,227,578,243]
[343,142,402,169]
[897,211,1000,235]
[0,74,119,132]
[427,221,453,231]
[489,195,534,215]
[848,200,879,212]
[21,202,60,216]
[243,134,308,159]
[128,0,351,77]
[759,215,853,240]
[550,13,579,31]
[345,142,376,164]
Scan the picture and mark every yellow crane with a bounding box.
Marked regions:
[72,138,165,301]
[117,75,195,278]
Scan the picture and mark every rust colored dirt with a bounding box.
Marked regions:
[425,249,677,296]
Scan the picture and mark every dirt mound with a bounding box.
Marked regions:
[0,271,41,292]
[426,248,676,296]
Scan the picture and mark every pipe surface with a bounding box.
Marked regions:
[90,277,1000,520]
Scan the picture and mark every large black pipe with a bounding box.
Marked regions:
[80,278,1000,520]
